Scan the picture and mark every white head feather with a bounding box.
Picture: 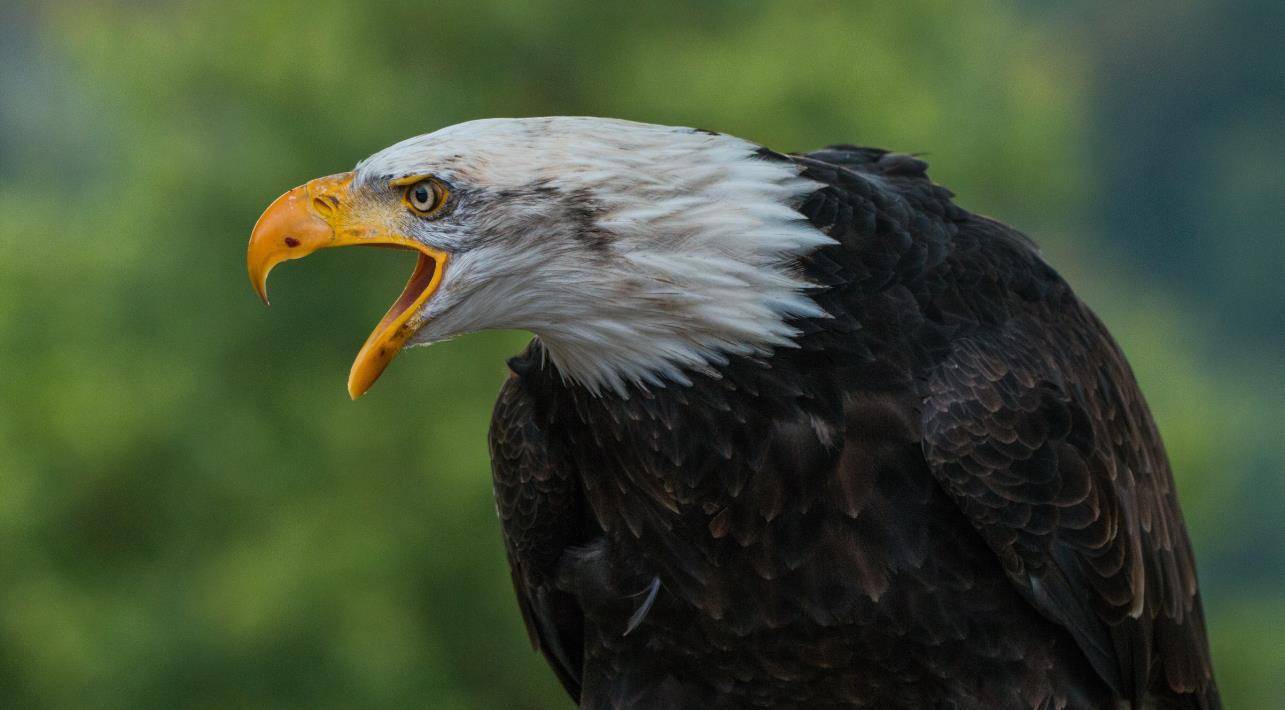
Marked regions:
[354,117,834,395]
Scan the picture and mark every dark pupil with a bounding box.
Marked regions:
[414,186,430,206]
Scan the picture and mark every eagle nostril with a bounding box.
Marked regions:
[284,236,301,248]
[311,196,336,220]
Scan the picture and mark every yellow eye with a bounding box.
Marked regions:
[404,179,446,215]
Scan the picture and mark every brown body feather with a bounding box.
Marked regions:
[490,144,1218,708]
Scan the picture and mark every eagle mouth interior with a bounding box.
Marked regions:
[370,247,438,341]
[343,240,449,399]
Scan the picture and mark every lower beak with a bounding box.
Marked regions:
[247,172,448,399]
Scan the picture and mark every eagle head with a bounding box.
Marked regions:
[248,117,831,398]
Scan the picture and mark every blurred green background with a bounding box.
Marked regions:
[1,1,1281,707]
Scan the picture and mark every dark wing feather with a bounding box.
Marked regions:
[489,365,585,702]
[916,220,1219,707]
[793,146,1216,706]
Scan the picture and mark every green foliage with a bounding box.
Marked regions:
[0,1,1279,707]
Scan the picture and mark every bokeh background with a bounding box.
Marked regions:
[1,1,1281,707]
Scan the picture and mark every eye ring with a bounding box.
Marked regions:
[403,178,447,216]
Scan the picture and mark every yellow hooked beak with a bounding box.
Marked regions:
[247,172,448,399]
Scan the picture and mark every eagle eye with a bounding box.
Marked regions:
[404,179,447,216]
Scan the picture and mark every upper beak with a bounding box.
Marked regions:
[247,172,448,399]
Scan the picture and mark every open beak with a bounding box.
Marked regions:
[247,172,448,399]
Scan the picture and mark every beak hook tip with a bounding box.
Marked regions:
[251,280,271,306]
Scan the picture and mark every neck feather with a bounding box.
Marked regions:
[531,133,834,395]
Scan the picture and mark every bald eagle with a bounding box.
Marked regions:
[248,117,1218,709]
